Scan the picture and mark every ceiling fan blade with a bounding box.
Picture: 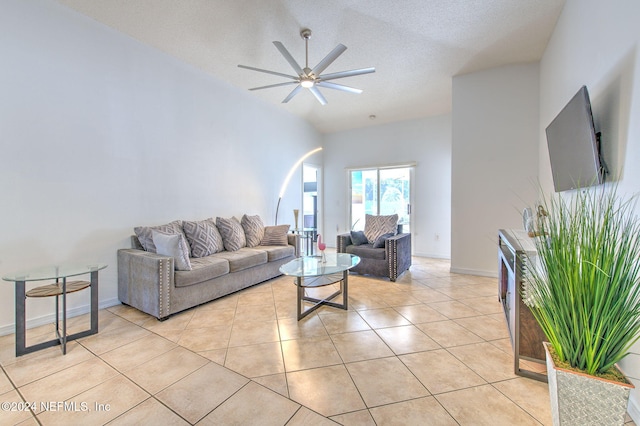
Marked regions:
[312,44,347,76]
[282,85,303,103]
[273,41,304,75]
[309,86,328,105]
[316,81,363,94]
[249,81,300,91]
[319,67,376,81]
[238,64,298,80]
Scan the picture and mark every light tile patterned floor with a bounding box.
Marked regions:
[0,256,636,425]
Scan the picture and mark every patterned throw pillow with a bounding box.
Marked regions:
[216,216,247,251]
[182,218,224,258]
[364,214,398,244]
[152,230,192,271]
[241,214,265,248]
[260,225,290,246]
[134,220,183,253]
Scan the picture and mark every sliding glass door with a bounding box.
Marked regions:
[350,166,412,232]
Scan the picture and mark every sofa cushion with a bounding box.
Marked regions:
[258,245,295,262]
[152,230,192,271]
[134,220,183,253]
[364,214,398,244]
[216,216,247,251]
[346,243,386,260]
[175,256,229,288]
[213,248,267,272]
[182,218,224,258]
[260,225,290,246]
[350,230,369,246]
[242,214,265,248]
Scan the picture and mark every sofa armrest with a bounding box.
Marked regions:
[337,233,353,253]
[386,233,411,281]
[287,233,301,257]
[117,248,174,320]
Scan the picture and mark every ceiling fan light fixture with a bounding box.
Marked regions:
[300,79,315,88]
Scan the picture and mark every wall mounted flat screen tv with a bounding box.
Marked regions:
[545,85,604,192]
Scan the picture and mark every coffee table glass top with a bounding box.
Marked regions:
[2,264,108,282]
[279,253,360,278]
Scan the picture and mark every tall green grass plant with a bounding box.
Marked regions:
[525,186,640,376]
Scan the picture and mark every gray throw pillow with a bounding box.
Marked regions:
[350,230,368,246]
[152,230,192,271]
[364,214,398,244]
[134,220,183,253]
[260,225,290,246]
[241,214,265,248]
[216,216,246,251]
[182,218,224,258]
[373,232,394,248]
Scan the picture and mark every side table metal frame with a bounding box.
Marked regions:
[14,270,99,356]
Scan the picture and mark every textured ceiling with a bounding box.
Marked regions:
[57,0,565,133]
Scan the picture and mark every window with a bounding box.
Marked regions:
[349,166,413,232]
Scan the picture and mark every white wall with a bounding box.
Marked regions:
[538,0,640,418]
[451,63,540,276]
[0,0,321,334]
[322,115,451,258]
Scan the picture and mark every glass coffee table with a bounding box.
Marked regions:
[280,253,360,320]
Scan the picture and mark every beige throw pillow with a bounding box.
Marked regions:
[134,220,183,253]
[152,230,192,271]
[260,225,290,246]
[182,218,224,258]
[216,216,247,251]
[241,214,265,248]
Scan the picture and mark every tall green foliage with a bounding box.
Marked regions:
[525,187,640,376]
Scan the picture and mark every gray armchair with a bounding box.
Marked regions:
[337,230,411,281]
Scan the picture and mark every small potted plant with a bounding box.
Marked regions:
[524,186,640,425]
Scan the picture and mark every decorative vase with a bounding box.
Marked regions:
[543,342,633,426]
[317,234,326,263]
[293,209,299,231]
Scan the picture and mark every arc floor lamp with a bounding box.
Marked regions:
[275,147,322,225]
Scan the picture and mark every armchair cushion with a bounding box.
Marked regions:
[350,230,369,246]
[373,232,395,248]
[364,214,398,243]
[346,244,386,260]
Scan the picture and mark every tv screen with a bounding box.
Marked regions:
[545,85,604,192]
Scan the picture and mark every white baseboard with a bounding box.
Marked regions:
[449,267,498,278]
[412,252,450,260]
[0,297,121,337]
[628,389,640,424]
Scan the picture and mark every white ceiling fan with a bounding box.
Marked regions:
[238,29,375,105]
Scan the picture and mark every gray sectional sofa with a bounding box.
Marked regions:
[117,217,298,320]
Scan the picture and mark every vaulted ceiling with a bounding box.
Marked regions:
[57,0,565,133]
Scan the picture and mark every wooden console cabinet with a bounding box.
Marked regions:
[498,229,547,382]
